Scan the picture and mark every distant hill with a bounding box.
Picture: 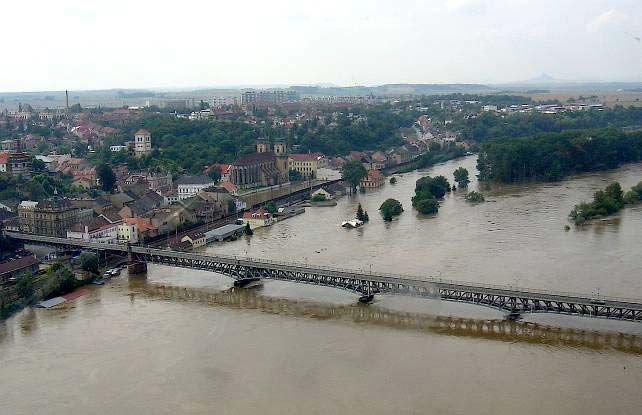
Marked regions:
[290,83,495,96]
[498,74,642,91]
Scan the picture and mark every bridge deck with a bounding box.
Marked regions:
[8,232,642,320]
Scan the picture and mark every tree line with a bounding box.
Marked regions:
[477,128,642,183]
[457,106,642,143]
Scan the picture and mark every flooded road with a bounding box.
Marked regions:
[2,156,642,414]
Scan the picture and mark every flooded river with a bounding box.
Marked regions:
[2,156,642,414]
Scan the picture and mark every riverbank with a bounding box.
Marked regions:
[207,156,642,299]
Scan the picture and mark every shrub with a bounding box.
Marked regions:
[464,191,485,203]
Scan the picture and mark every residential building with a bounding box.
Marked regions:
[145,207,197,234]
[370,151,387,170]
[0,152,31,176]
[117,222,139,244]
[176,175,217,200]
[18,197,93,237]
[288,153,325,179]
[241,208,276,229]
[123,171,172,192]
[66,217,119,243]
[241,89,298,106]
[0,256,39,284]
[360,169,385,188]
[181,231,206,248]
[124,217,158,241]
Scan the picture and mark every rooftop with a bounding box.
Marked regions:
[176,175,215,186]
[233,152,277,166]
[0,256,39,276]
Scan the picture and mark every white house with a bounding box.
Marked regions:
[176,175,216,200]
[67,218,119,243]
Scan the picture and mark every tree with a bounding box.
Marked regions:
[16,274,34,301]
[604,182,624,209]
[311,193,326,202]
[389,177,397,184]
[379,198,403,220]
[97,163,117,192]
[415,175,451,199]
[414,197,439,214]
[289,169,303,182]
[80,252,99,274]
[32,158,47,173]
[266,201,278,213]
[208,166,222,183]
[341,160,367,191]
[453,167,470,187]
[356,203,366,221]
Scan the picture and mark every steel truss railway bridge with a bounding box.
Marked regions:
[8,232,642,322]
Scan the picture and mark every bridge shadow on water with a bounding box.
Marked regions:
[134,281,642,356]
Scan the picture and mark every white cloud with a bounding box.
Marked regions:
[588,9,627,32]
[444,0,485,14]
[0,0,640,91]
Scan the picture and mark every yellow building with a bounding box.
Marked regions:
[288,153,324,179]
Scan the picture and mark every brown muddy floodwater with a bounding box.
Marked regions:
[2,156,642,415]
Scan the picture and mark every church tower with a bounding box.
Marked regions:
[273,138,287,156]
[256,138,269,153]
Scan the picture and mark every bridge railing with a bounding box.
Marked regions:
[137,246,642,306]
[8,232,642,306]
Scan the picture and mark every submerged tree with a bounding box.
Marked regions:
[453,167,470,188]
[342,161,367,192]
[379,198,403,221]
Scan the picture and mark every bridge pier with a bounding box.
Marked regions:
[233,277,262,288]
[5,232,642,323]
[126,244,148,275]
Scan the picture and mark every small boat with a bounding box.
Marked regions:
[91,279,105,286]
[358,293,375,304]
[341,219,364,228]
[358,284,375,304]
[506,311,522,321]
[233,277,263,289]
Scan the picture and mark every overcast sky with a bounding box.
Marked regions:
[1,0,641,92]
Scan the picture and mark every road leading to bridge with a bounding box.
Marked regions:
[7,231,642,322]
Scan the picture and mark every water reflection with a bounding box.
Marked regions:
[138,283,642,355]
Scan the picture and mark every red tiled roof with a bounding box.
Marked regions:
[288,153,318,161]
[0,152,8,164]
[0,256,39,276]
[367,169,383,180]
[135,129,150,135]
[220,182,237,192]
